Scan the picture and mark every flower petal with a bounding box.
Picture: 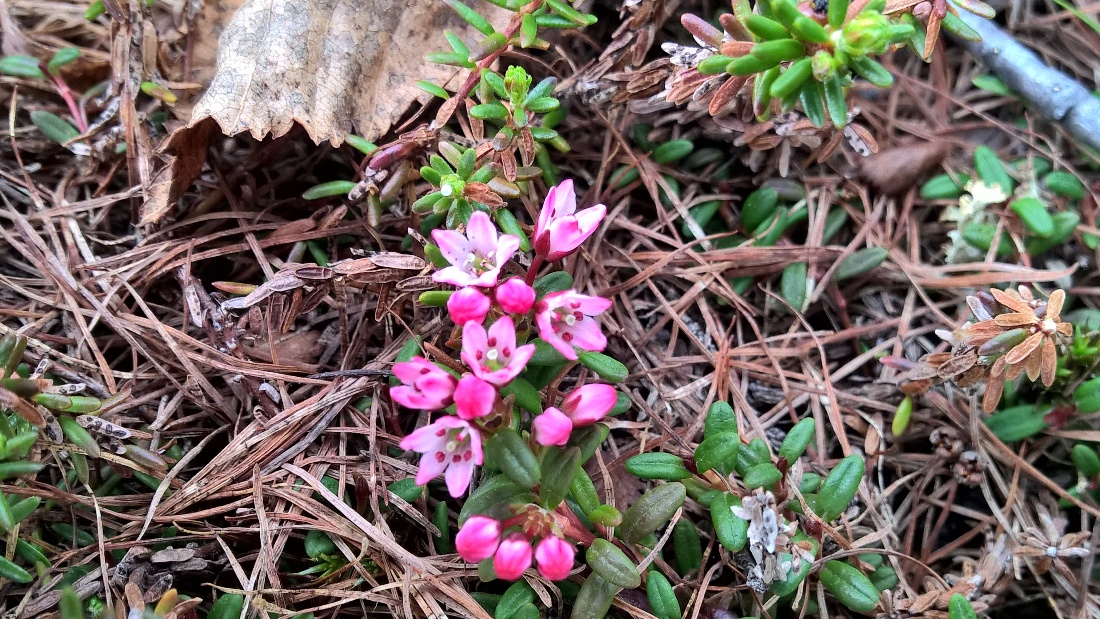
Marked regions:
[466,211,499,258]
[432,229,472,267]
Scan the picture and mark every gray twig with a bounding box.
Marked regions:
[951,10,1100,151]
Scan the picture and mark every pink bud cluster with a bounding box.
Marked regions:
[393,181,614,498]
[456,516,576,581]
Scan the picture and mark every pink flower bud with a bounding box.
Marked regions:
[455,516,502,563]
[561,384,618,426]
[532,407,572,446]
[534,536,575,581]
[493,533,533,580]
[534,180,607,261]
[496,278,536,314]
[448,287,491,326]
[454,374,496,420]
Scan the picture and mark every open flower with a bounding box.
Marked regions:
[534,290,611,360]
[461,317,536,386]
[534,180,607,261]
[390,357,456,410]
[399,416,483,497]
[432,211,520,287]
[532,384,617,445]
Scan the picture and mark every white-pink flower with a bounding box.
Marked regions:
[534,290,611,360]
[390,357,457,410]
[399,416,483,497]
[534,179,606,261]
[461,317,536,386]
[432,211,520,287]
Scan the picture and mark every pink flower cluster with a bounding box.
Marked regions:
[394,181,614,498]
[456,516,576,581]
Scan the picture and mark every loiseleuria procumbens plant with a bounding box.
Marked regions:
[394,180,656,591]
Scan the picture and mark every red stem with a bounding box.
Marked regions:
[50,74,88,133]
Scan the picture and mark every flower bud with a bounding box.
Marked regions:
[454,374,496,420]
[561,384,618,426]
[456,516,502,563]
[496,278,536,314]
[493,533,533,580]
[532,407,573,446]
[534,536,575,581]
[447,287,491,326]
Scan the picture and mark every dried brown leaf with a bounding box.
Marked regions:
[189,0,509,145]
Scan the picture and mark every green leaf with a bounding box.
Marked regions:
[85,0,106,20]
[30,110,80,144]
[819,560,879,613]
[345,135,378,155]
[302,180,356,200]
[617,482,686,544]
[539,447,582,508]
[704,401,738,437]
[800,79,826,128]
[646,572,681,619]
[0,555,33,584]
[496,580,535,619]
[59,416,100,458]
[973,146,1015,194]
[0,55,45,79]
[1009,196,1054,237]
[834,247,888,281]
[984,404,1048,442]
[586,539,641,588]
[1043,171,1085,200]
[470,102,510,120]
[1074,377,1100,413]
[47,48,81,74]
[697,54,736,75]
[485,429,541,489]
[780,261,808,312]
[770,57,813,101]
[694,433,739,476]
[751,39,806,64]
[443,0,495,35]
[672,519,702,575]
[778,418,814,462]
[577,351,628,383]
[734,437,772,476]
[625,453,693,481]
[971,74,1013,96]
[743,462,783,488]
[532,271,573,297]
[569,573,618,619]
[207,594,246,619]
[816,454,864,521]
[304,529,337,559]
[823,75,848,128]
[948,593,978,619]
[651,139,694,165]
[850,56,893,88]
[828,0,849,28]
[710,492,749,552]
[741,187,779,233]
[743,14,789,40]
[920,173,968,200]
[416,80,451,100]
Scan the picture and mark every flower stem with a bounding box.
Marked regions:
[525,255,544,286]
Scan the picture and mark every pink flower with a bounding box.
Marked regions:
[534,290,612,360]
[560,384,618,426]
[448,287,491,326]
[454,374,496,420]
[432,211,520,287]
[532,408,572,446]
[534,179,607,261]
[496,278,536,314]
[399,416,483,497]
[532,384,617,446]
[461,317,536,386]
[391,357,457,410]
[456,516,502,563]
[493,533,533,580]
[534,536,575,580]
